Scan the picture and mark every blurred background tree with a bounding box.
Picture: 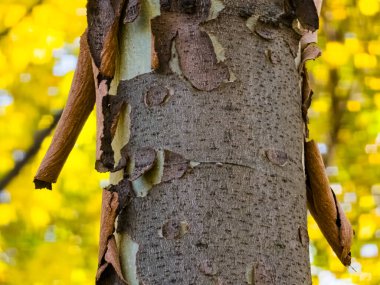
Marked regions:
[0,0,379,284]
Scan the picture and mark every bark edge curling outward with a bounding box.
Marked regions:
[305,140,353,266]
[34,30,96,190]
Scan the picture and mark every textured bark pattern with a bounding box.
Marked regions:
[116,1,310,283]
[151,0,229,91]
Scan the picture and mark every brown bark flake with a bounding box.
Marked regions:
[298,43,321,74]
[130,147,157,181]
[254,20,276,40]
[298,226,309,246]
[124,0,141,23]
[96,236,127,285]
[87,0,127,77]
[97,181,131,284]
[301,67,313,138]
[34,30,95,189]
[264,149,288,167]
[152,1,229,91]
[98,189,119,262]
[305,140,353,266]
[161,219,189,240]
[144,85,172,107]
[285,0,319,32]
[162,150,190,182]
[96,93,128,172]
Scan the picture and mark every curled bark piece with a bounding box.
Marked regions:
[97,181,131,284]
[254,20,276,40]
[95,90,128,172]
[152,1,229,91]
[96,236,127,284]
[162,150,190,182]
[298,43,321,74]
[298,226,309,246]
[301,67,313,138]
[130,147,157,181]
[34,31,95,189]
[98,189,119,263]
[300,0,323,47]
[113,144,130,172]
[87,0,128,78]
[124,0,141,23]
[305,140,353,266]
[285,0,319,32]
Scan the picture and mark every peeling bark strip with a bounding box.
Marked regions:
[97,236,127,284]
[301,67,313,138]
[298,43,321,74]
[124,0,141,23]
[285,0,319,32]
[96,93,128,172]
[34,31,95,190]
[305,140,353,266]
[151,0,229,91]
[87,0,130,78]
[97,181,131,284]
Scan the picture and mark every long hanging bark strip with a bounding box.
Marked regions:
[34,30,96,189]
[305,140,353,266]
[297,0,353,266]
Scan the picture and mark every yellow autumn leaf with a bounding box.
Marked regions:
[358,214,377,239]
[365,77,380,90]
[323,42,350,67]
[3,4,26,27]
[30,206,51,228]
[70,269,88,283]
[332,7,347,20]
[354,53,377,69]
[345,37,362,54]
[313,98,330,113]
[368,153,380,164]
[358,0,380,16]
[368,40,380,55]
[0,204,17,226]
[347,100,361,112]
[359,195,376,209]
[374,93,380,108]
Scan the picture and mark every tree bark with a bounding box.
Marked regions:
[112,0,311,284]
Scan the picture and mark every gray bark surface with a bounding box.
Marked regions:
[116,1,310,284]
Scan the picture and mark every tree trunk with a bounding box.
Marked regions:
[111,0,310,284]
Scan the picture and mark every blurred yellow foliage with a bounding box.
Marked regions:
[354,53,377,69]
[323,42,350,67]
[358,0,380,16]
[347,100,362,112]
